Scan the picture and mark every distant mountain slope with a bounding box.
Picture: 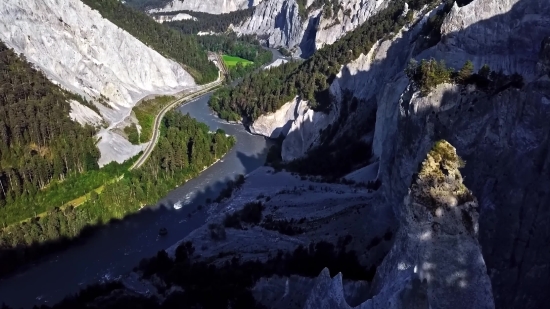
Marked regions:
[0,0,205,164]
[81,0,218,84]
[148,0,263,15]
[233,0,389,57]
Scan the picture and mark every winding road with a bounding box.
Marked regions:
[129,54,225,170]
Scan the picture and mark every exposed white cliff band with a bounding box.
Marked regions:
[233,0,388,56]
[153,13,197,23]
[263,58,289,69]
[148,0,262,15]
[0,0,197,165]
[249,97,303,138]
[68,100,103,126]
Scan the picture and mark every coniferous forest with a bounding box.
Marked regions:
[81,0,219,84]
[208,0,442,122]
[162,8,255,35]
[0,111,235,277]
[0,41,100,226]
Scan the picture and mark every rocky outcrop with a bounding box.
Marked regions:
[0,0,196,165]
[233,0,389,57]
[281,101,335,161]
[68,100,103,126]
[152,13,197,23]
[249,97,304,138]
[263,58,289,69]
[422,0,550,80]
[248,95,336,161]
[375,77,550,309]
[539,36,550,74]
[233,0,310,55]
[148,0,262,15]
[300,142,494,309]
[370,3,550,306]
[273,0,550,307]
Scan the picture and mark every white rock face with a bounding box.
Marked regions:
[263,58,289,69]
[153,13,197,23]
[249,97,303,138]
[0,0,196,165]
[68,100,103,126]
[281,101,335,161]
[420,0,550,80]
[233,0,309,53]
[234,0,388,56]
[96,129,147,167]
[148,0,262,14]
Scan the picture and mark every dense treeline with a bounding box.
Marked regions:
[81,0,218,84]
[122,0,172,11]
[163,8,255,35]
[197,34,271,64]
[0,41,100,225]
[11,238,372,309]
[0,112,235,277]
[208,0,440,122]
[209,61,302,121]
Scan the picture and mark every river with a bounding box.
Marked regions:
[0,49,286,308]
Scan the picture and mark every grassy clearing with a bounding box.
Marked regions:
[222,55,254,68]
[132,95,175,144]
[0,159,134,227]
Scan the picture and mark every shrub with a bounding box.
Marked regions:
[478,64,491,79]
[411,140,474,212]
[406,58,452,96]
[223,212,242,229]
[457,60,474,83]
[208,223,227,240]
[240,201,264,224]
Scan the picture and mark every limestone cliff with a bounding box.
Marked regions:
[302,142,494,309]
[251,0,550,307]
[148,0,262,14]
[0,0,197,165]
[152,12,197,23]
[233,0,389,57]
[249,97,304,138]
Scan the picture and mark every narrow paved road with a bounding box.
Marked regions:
[130,55,225,170]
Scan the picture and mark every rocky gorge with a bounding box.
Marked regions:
[245,0,550,307]
[153,0,550,307]
[1,0,549,308]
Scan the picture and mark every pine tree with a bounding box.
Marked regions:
[458,60,474,83]
[478,64,491,79]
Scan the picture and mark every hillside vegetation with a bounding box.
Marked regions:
[125,96,175,144]
[0,112,236,277]
[0,41,100,226]
[162,8,255,34]
[82,0,218,84]
[208,0,441,122]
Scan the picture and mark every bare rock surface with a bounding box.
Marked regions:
[148,0,262,15]
[233,0,389,57]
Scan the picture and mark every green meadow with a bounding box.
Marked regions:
[222,55,254,68]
